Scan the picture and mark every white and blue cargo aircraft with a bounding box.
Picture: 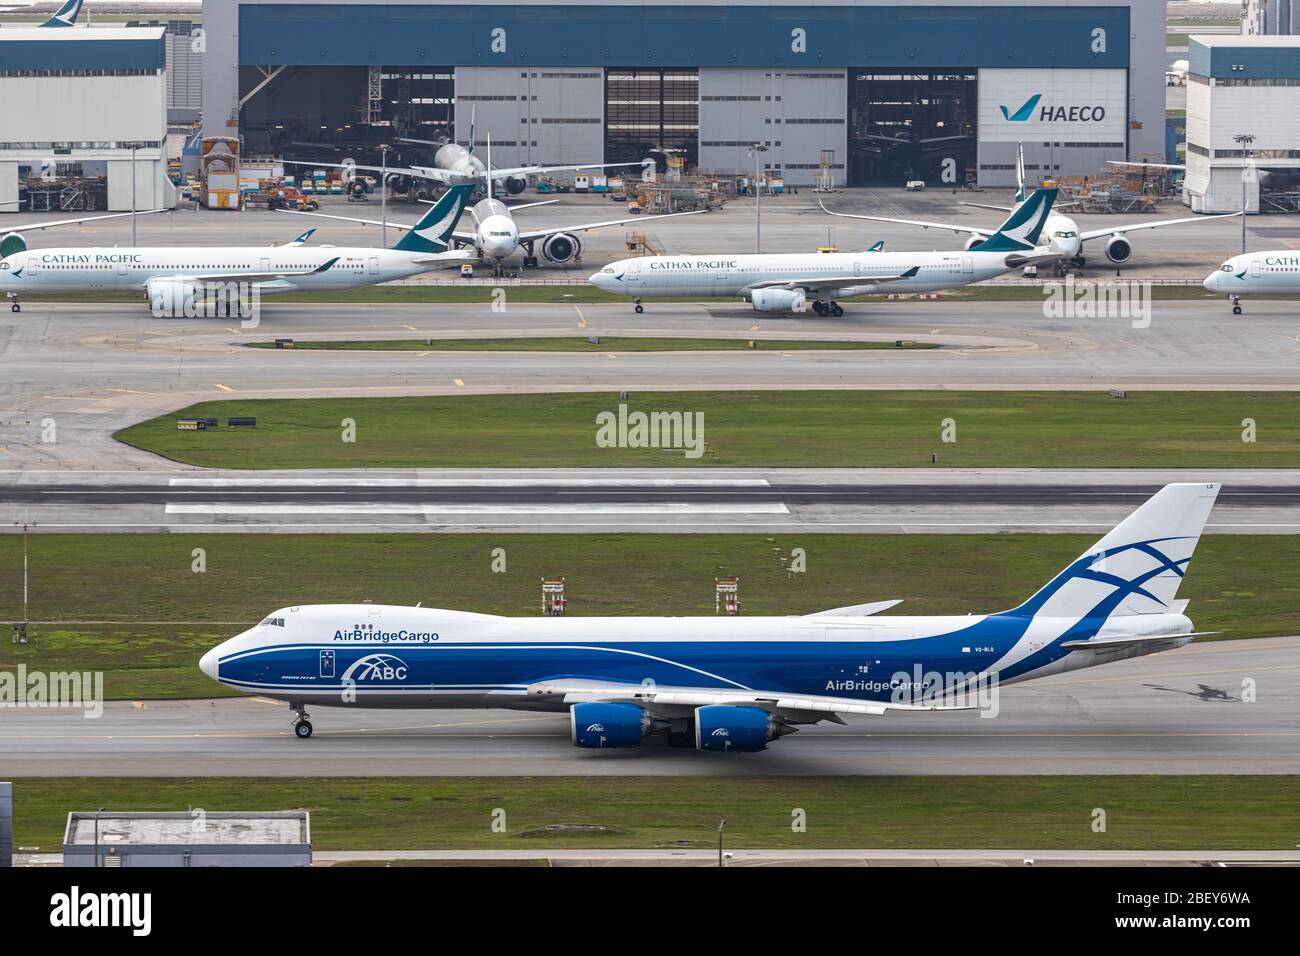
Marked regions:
[0,184,475,312]
[200,484,1221,751]
[590,187,1064,315]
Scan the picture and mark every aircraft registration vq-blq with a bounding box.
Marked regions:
[201,484,1220,751]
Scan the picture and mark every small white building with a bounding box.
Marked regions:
[1183,34,1300,213]
[63,811,312,867]
[0,27,177,212]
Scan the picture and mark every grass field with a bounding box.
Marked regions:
[11,776,1299,851]
[0,533,1293,699]
[115,391,1300,470]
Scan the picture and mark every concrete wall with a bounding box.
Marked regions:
[698,68,847,186]
[454,67,604,169]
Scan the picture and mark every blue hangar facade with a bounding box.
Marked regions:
[202,0,1167,187]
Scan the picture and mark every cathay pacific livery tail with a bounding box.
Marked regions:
[0,185,474,312]
[201,484,1221,750]
[40,0,84,27]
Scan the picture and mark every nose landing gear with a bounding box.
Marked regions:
[634,296,644,314]
[6,293,18,313]
[1231,295,1244,316]
[291,702,313,739]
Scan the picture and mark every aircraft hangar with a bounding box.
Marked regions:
[203,0,1169,187]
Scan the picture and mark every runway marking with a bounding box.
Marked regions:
[453,378,465,387]
[213,383,234,392]
[168,477,772,487]
[163,502,792,516]
[574,306,587,329]
[105,388,151,395]
[403,324,418,331]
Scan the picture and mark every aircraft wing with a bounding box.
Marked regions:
[819,200,996,238]
[745,266,920,294]
[523,678,976,719]
[1106,160,1186,172]
[516,208,707,243]
[4,208,169,231]
[491,161,647,179]
[283,159,457,185]
[276,208,478,245]
[1078,211,1240,243]
[182,256,345,284]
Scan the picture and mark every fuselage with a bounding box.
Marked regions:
[472,198,520,259]
[1039,213,1083,261]
[432,142,486,181]
[200,603,1195,711]
[1204,251,1300,295]
[590,250,1018,300]
[0,245,438,296]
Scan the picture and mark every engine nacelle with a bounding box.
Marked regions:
[570,702,651,748]
[348,180,367,199]
[1,232,26,258]
[542,232,582,264]
[503,175,527,196]
[749,288,807,313]
[1105,234,1133,264]
[384,173,414,194]
[694,705,780,753]
[145,276,202,316]
[964,235,984,252]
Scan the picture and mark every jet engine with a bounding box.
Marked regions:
[964,235,984,251]
[1104,234,1133,265]
[145,276,203,315]
[570,702,653,748]
[384,173,414,194]
[749,288,807,313]
[502,176,528,196]
[348,180,367,200]
[0,232,26,258]
[693,705,791,753]
[542,233,582,264]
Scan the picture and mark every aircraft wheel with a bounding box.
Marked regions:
[830,303,844,318]
[10,304,19,313]
[634,304,644,314]
[1233,306,1243,315]
[294,720,313,739]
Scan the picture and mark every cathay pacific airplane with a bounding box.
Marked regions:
[40,0,85,27]
[589,187,1063,315]
[0,184,474,312]
[200,484,1221,750]
[1203,251,1300,315]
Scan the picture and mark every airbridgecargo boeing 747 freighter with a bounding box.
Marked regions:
[200,484,1221,752]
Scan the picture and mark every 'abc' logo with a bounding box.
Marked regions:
[341,653,409,683]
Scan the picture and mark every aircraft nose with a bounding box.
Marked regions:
[199,646,220,680]
[1203,272,1219,292]
[588,271,608,290]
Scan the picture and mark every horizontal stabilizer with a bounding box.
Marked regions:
[805,599,903,617]
[1061,631,1215,651]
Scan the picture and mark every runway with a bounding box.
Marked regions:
[3,467,1299,532]
[1,299,1297,473]
[3,636,1296,776]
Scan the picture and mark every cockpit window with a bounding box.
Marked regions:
[260,617,285,627]
[1220,264,1234,272]
[1057,231,1078,238]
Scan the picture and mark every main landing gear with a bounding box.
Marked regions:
[291,702,313,739]
[634,296,644,314]
[1231,295,1244,316]
[812,300,843,317]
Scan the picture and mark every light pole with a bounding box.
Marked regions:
[378,143,390,247]
[127,142,141,247]
[1233,133,1255,255]
[748,143,768,254]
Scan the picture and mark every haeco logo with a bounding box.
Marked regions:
[340,653,409,683]
[585,723,606,733]
[1000,92,1106,123]
[711,727,730,737]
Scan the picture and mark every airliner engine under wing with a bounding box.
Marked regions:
[591,187,1062,315]
[0,185,474,312]
[199,484,1221,750]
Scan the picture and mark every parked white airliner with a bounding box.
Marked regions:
[199,484,1220,751]
[0,185,474,312]
[827,144,1237,273]
[1203,250,1300,314]
[590,187,1064,315]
